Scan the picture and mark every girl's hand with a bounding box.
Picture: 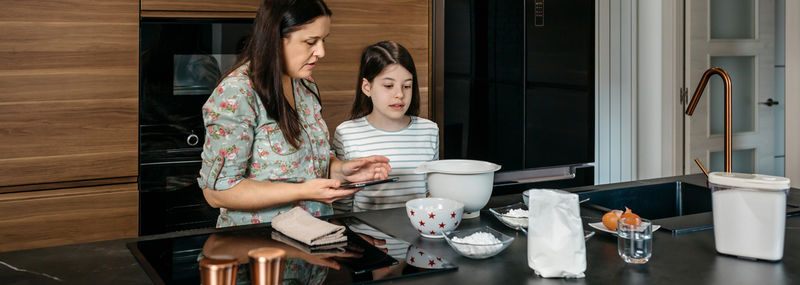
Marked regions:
[335,155,391,183]
[301,178,360,204]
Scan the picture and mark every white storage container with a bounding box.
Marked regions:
[708,172,791,261]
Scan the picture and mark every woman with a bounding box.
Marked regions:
[197,0,390,227]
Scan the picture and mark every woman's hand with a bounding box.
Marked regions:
[330,155,391,183]
[299,250,363,270]
[300,178,360,204]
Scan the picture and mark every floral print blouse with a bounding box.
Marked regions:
[197,63,333,228]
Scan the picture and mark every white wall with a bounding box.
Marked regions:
[636,0,663,179]
[595,0,681,184]
[595,0,638,184]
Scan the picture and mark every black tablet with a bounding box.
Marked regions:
[339,177,400,189]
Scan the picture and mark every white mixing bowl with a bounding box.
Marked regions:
[415,159,501,218]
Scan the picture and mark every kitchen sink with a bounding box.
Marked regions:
[578,181,712,219]
[578,181,714,234]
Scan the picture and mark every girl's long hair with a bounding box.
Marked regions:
[226,0,331,148]
[349,41,420,120]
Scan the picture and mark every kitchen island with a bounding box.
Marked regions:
[1,174,798,284]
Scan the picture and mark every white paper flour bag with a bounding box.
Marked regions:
[527,189,586,278]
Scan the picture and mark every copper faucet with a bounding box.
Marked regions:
[685,67,732,172]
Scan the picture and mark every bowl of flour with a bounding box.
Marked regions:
[443,226,514,259]
[489,202,528,230]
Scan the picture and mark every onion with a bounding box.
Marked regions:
[620,207,641,225]
[601,209,623,231]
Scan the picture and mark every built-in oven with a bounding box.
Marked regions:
[139,18,253,235]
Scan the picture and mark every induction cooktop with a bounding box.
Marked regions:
[128,216,457,284]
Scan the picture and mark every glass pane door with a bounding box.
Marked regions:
[686,0,785,176]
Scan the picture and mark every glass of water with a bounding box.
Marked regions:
[617,217,652,264]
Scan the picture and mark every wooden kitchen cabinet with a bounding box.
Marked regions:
[0,183,138,252]
[0,0,139,251]
[0,0,139,187]
[317,0,430,135]
[141,0,261,13]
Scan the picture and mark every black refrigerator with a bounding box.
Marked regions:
[436,0,595,193]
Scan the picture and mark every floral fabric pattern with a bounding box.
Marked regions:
[229,258,328,285]
[197,63,333,227]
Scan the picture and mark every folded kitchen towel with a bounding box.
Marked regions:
[271,207,347,246]
[271,231,347,255]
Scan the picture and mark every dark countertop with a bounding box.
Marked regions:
[2,174,798,284]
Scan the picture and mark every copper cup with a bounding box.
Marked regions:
[248,247,286,285]
[199,255,239,285]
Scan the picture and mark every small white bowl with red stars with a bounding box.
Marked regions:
[404,245,455,269]
[405,197,464,238]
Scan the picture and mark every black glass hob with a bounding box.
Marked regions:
[128,217,457,284]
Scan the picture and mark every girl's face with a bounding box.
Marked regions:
[282,16,330,79]
[362,64,414,124]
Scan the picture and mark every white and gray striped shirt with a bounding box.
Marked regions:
[332,116,439,212]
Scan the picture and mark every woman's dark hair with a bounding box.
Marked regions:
[349,41,420,120]
[227,0,331,148]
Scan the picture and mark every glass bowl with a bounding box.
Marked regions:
[489,203,528,230]
[523,190,530,206]
[443,226,514,259]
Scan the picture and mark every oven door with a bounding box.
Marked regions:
[139,161,219,236]
[139,18,252,235]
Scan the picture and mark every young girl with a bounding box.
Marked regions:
[333,41,439,212]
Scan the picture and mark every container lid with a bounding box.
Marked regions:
[708,172,790,190]
[414,159,502,175]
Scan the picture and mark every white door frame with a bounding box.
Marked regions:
[786,0,800,186]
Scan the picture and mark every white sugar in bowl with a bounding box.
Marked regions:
[415,160,501,219]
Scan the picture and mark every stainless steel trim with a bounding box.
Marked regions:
[514,173,575,184]
[494,163,593,184]
[140,160,203,166]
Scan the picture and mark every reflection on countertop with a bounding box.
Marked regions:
[1,174,799,285]
[129,216,455,284]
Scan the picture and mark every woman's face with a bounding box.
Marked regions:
[282,16,331,79]
[362,64,414,123]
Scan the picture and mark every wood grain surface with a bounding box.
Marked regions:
[140,10,257,18]
[319,0,430,134]
[141,0,262,12]
[0,0,139,188]
[0,183,138,252]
